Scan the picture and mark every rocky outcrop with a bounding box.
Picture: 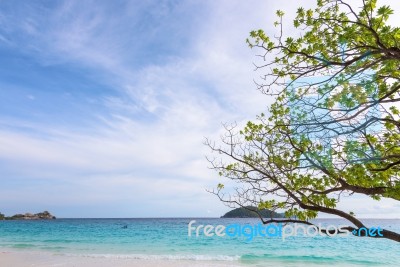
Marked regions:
[221,206,284,218]
[7,211,56,220]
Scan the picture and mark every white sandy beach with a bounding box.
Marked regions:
[0,250,249,267]
[1,249,395,267]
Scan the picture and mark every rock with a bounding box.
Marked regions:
[36,211,56,219]
[7,211,56,220]
[221,206,285,218]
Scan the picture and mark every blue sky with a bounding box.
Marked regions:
[0,0,399,218]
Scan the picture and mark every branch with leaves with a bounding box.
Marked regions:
[208,0,400,242]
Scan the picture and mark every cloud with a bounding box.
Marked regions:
[0,0,399,218]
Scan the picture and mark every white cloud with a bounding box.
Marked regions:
[0,0,399,218]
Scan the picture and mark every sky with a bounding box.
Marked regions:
[0,0,399,218]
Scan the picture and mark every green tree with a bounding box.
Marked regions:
[207,0,400,242]
[0,212,4,220]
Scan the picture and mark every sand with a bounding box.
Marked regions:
[0,250,246,267]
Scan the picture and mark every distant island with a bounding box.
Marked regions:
[221,206,284,218]
[0,211,56,220]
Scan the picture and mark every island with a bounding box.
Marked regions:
[0,211,56,220]
[221,206,284,218]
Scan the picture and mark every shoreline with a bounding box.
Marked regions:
[0,249,246,267]
[0,249,383,267]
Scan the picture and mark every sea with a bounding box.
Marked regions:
[0,218,399,266]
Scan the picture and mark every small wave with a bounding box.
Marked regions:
[62,253,241,261]
[240,253,383,265]
[11,244,36,248]
[241,254,337,262]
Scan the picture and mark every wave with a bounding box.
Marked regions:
[241,253,337,261]
[61,253,241,261]
[240,253,383,265]
[11,244,37,248]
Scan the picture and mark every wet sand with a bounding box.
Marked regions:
[0,250,246,267]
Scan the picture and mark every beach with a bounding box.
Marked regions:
[1,249,386,267]
[0,250,250,267]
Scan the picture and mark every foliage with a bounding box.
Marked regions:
[207,0,400,242]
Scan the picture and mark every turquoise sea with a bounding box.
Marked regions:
[0,218,399,266]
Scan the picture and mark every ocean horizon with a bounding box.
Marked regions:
[1,218,399,266]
